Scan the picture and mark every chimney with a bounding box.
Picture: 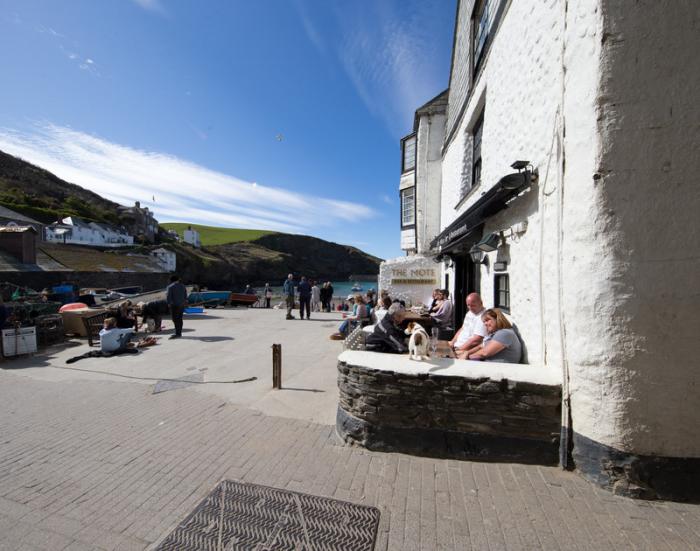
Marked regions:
[0,227,37,265]
[135,201,141,208]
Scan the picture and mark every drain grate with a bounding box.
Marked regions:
[155,480,380,550]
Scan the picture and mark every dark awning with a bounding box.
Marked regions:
[431,171,531,252]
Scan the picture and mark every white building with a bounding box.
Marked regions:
[381,0,700,501]
[150,247,176,272]
[183,226,201,248]
[44,217,134,247]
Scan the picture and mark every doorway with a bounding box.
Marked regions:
[453,253,481,325]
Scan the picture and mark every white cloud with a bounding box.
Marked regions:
[0,123,376,235]
[334,2,449,139]
[131,0,166,15]
[381,194,394,205]
[292,0,326,56]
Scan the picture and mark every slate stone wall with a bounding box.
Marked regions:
[337,360,562,465]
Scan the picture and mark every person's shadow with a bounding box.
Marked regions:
[180,336,234,343]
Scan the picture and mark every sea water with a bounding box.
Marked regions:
[262,280,377,299]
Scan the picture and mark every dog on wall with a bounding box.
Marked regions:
[405,321,430,361]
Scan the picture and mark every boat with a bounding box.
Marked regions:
[229,292,259,307]
[188,290,232,307]
[351,282,363,292]
[108,285,143,296]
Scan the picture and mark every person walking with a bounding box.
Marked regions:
[166,274,188,339]
[311,281,321,312]
[298,276,312,320]
[263,283,272,308]
[283,273,295,320]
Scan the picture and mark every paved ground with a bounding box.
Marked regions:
[1,308,699,550]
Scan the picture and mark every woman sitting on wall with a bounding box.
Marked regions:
[330,294,369,340]
[465,308,522,363]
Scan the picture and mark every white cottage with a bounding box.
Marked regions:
[44,216,134,247]
[183,226,201,248]
[382,0,700,500]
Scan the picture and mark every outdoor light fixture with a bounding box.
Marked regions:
[469,245,488,264]
[476,232,500,252]
[511,160,530,171]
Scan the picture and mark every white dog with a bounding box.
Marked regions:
[406,322,430,361]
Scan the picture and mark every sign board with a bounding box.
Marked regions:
[379,255,440,307]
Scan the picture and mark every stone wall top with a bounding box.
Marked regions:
[338,350,561,387]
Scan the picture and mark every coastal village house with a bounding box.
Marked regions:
[118,201,159,243]
[183,226,201,248]
[380,0,699,500]
[44,216,134,247]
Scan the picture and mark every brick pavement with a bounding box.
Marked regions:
[0,372,699,550]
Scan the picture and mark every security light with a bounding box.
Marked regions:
[476,232,500,252]
[511,160,529,170]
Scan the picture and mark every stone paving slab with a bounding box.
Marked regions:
[1,373,699,550]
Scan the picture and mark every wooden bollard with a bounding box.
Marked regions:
[272,344,282,389]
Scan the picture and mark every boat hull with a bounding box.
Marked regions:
[229,293,259,306]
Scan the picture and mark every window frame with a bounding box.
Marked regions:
[401,133,417,174]
[472,0,490,77]
[494,273,510,313]
[400,186,416,229]
[471,111,484,191]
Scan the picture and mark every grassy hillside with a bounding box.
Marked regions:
[160,223,274,246]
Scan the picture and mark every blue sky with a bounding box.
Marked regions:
[0,0,455,260]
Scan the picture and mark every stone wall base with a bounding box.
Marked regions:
[337,406,559,465]
[572,432,700,503]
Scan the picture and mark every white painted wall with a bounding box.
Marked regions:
[151,248,176,272]
[415,110,446,254]
[44,218,133,247]
[440,0,565,368]
[564,0,700,458]
[183,228,201,248]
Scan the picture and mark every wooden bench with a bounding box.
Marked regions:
[82,311,111,347]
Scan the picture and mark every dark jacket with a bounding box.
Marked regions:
[166,281,188,307]
[143,299,169,317]
[297,281,312,298]
[365,316,408,354]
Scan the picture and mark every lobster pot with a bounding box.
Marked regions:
[35,314,65,347]
[2,327,38,357]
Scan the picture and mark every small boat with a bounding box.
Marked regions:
[229,292,259,307]
[109,285,143,296]
[351,282,363,292]
[188,290,231,307]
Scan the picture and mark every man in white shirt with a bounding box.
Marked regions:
[449,293,488,358]
[99,317,135,353]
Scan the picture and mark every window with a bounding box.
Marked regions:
[401,186,415,227]
[472,0,490,75]
[471,112,483,190]
[494,273,510,312]
[401,134,416,173]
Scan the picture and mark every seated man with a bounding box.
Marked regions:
[99,317,135,353]
[365,303,408,354]
[449,292,488,359]
[430,289,453,338]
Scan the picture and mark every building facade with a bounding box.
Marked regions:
[382,0,700,500]
[150,247,176,272]
[44,217,134,247]
[0,205,45,240]
[183,226,201,248]
[117,201,159,243]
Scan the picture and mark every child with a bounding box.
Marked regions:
[99,317,135,353]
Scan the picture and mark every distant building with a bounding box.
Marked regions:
[150,247,176,272]
[183,226,201,248]
[0,205,45,241]
[166,229,180,241]
[117,201,158,243]
[44,217,133,247]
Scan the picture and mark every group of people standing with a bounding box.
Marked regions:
[282,274,336,319]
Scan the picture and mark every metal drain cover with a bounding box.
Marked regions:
[155,480,380,550]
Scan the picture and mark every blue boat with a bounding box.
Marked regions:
[188,290,231,307]
[350,282,363,292]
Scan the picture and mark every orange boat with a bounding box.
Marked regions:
[229,293,259,307]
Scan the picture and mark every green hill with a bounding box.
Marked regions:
[161,223,274,246]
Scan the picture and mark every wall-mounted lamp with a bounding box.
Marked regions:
[511,160,530,171]
[469,245,488,265]
[475,232,500,252]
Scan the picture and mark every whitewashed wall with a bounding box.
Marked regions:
[415,111,446,254]
[440,0,566,368]
[565,0,700,458]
